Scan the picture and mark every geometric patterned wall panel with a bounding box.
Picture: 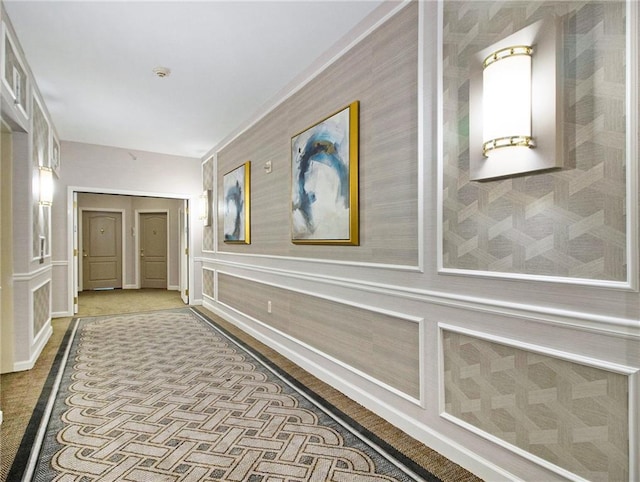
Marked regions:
[443,330,629,481]
[202,157,214,252]
[202,268,214,298]
[441,1,628,282]
[33,281,50,336]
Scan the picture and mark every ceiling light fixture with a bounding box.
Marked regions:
[152,66,171,78]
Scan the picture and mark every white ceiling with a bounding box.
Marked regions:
[3,0,384,159]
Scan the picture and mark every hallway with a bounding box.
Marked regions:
[0,290,478,481]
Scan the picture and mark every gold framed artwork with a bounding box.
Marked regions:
[290,101,359,245]
[223,161,251,244]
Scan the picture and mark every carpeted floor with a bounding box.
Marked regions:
[0,289,481,482]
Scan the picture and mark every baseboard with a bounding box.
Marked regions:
[202,300,518,481]
[12,323,52,372]
[168,285,179,291]
[52,310,73,318]
[123,284,138,290]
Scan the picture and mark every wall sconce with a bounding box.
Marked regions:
[200,189,212,226]
[38,166,53,206]
[469,16,563,181]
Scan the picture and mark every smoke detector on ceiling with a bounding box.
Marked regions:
[152,66,171,78]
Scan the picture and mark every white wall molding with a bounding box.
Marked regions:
[13,323,51,372]
[435,1,640,291]
[212,297,423,407]
[208,251,422,273]
[437,323,639,482]
[207,258,639,340]
[197,302,518,481]
[13,263,51,281]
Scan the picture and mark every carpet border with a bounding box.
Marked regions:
[6,318,78,482]
[9,307,442,482]
[190,307,442,482]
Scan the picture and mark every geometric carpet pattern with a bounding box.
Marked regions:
[443,330,629,481]
[30,309,431,481]
[441,0,628,281]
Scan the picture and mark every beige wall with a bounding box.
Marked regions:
[216,3,419,266]
[201,2,639,481]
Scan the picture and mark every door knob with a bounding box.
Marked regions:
[83,253,88,257]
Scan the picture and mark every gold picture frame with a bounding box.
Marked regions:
[290,101,359,245]
[222,161,251,244]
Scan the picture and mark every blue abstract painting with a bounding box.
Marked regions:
[291,102,358,244]
[223,162,250,244]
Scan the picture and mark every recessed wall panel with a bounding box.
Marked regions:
[442,329,630,481]
[33,281,50,336]
[202,268,214,298]
[441,1,628,282]
[218,273,420,399]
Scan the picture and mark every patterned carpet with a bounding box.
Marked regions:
[11,308,437,481]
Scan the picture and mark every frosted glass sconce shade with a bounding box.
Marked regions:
[482,46,534,157]
[200,189,212,226]
[38,166,53,206]
[469,17,563,181]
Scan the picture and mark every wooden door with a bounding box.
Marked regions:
[82,211,122,290]
[140,213,167,289]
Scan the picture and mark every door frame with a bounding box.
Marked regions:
[78,208,125,292]
[67,186,193,316]
[135,209,170,289]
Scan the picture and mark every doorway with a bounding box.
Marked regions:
[138,212,167,289]
[81,210,123,290]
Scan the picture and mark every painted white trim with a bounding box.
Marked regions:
[438,323,639,482]
[435,1,639,291]
[626,0,639,292]
[215,270,423,406]
[13,263,51,281]
[199,300,518,482]
[51,260,68,267]
[207,257,639,339]
[416,0,425,275]
[439,267,634,291]
[208,251,421,272]
[438,322,638,376]
[13,324,51,372]
[1,20,29,121]
[218,269,424,327]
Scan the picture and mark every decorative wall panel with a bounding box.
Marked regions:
[441,1,628,282]
[32,97,50,259]
[3,26,27,109]
[202,268,214,298]
[217,3,419,266]
[442,329,629,481]
[202,157,214,251]
[33,281,50,336]
[217,273,420,399]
